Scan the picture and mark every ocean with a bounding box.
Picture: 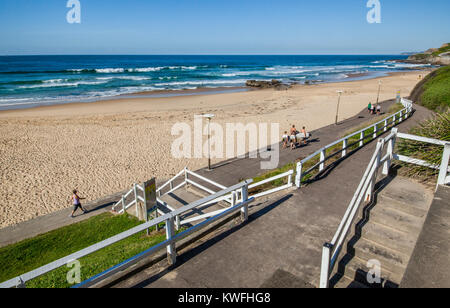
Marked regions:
[0,55,430,110]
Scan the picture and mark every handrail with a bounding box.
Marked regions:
[0,180,253,289]
[295,101,413,187]
[319,128,449,288]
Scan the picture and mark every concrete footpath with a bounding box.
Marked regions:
[111,103,432,288]
[0,100,433,249]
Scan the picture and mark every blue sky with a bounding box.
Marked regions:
[0,0,449,55]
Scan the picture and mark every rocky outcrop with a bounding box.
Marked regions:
[246,79,291,90]
[406,43,450,65]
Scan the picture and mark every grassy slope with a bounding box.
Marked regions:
[410,66,450,112]
[397,64,450,183]
[0,213,167,288]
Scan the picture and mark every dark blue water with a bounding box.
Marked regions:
[0,55,429,110]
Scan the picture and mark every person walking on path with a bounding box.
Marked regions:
[368,102,372,114]
[70,190,87,217]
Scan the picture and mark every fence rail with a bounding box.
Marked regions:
[295,100,413,187]
[0,180,254,289]
[319,128,450,288]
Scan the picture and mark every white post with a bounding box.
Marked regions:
[384,119,388,132]
[320,149,326,171]
[373,125,377,139]
[295,162,303,188]
[175,215,180,231]
[366,140,383,202]
[319,243,333,288]
[134,184,139,219]
[231,191,236,207]
[437,144,450,187]
[342,139,348,158]
[241,183,249,222]
[360,131,365,147]
[393,114,396,125]
[399,110,403,123]
[165,217,176,265]
[288,173,292,186]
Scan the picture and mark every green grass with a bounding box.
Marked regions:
[419,66,450,112]
[397,110,450,183]
[410,65,450,112]
[0,213,171,288]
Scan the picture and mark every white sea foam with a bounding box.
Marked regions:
[155,79,247,87]
[18,80,107,89]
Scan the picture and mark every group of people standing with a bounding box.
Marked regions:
[368,102,382,115]
[282,125,309,150]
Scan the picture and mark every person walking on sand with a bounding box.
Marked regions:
[70,190,87,218]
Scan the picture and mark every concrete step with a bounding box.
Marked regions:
[337,254,400,288]
[379,177,433,211]
[377,194,428,218]
[360,221,417,256]
[351,237,409,278]
[369,204,423,234]
[332,274,369,289]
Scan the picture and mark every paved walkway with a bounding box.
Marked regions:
[112,104,433,288]
[0,100,433,249]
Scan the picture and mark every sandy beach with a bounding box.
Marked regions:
[0,71,428,228]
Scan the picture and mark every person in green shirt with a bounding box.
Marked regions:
[368,102,372,114]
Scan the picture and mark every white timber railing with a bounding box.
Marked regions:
[295,99,413,187]
[177,169,294,227]
[319,128,449,288]
[0,180,254,289]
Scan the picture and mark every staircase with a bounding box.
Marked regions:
[331,176,433,288]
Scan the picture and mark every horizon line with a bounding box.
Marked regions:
[0,53,407,57]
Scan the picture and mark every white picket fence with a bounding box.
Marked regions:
[319,128,450,288]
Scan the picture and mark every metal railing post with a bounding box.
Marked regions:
[240,183,249,222]
[373,124,377,139]
[320,149,326,172]
[360,131,365,147]
[342,139,348,157]
[384,119,388,132]
[393,114,396,125]
[165,217,177,265]
[319,243,333,288]
[437,144,450,188]
[399,110,403,123]
[295,162,303,188]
